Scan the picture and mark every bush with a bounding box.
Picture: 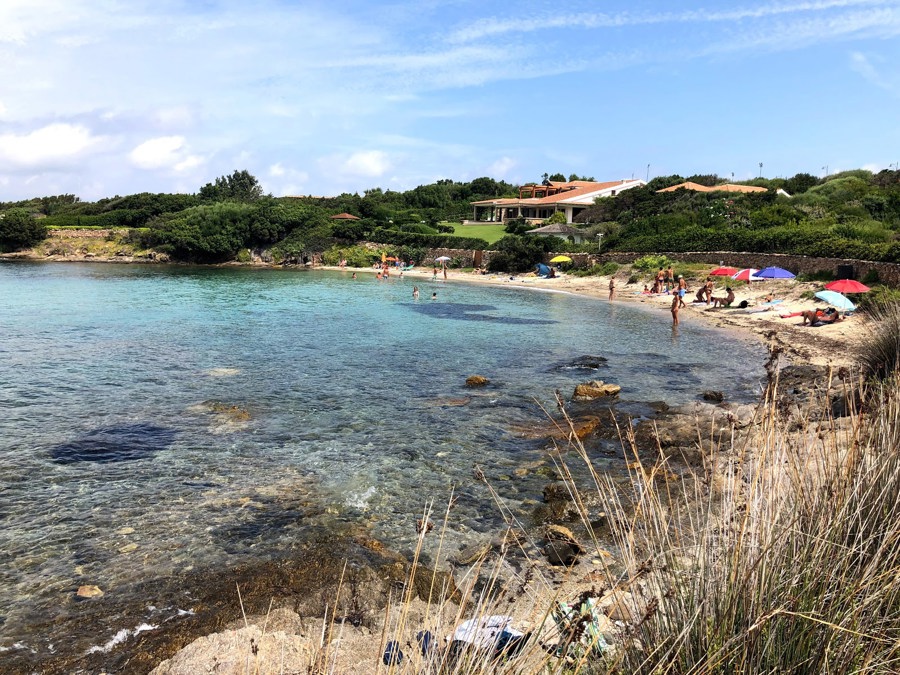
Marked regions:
[488,234,553,272]
[0,209,47,251]
[632,254,674,272]
[598,261,620,276]
[367,228,488,250]
[858,300,900,380]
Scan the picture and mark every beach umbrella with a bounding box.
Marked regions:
[709,266,739,276]
[549,255,572,263]
[825,279,871,293]
[756,266,796,279]
[815,290,856,311]
[435,256,451,262]
[732,268,762,282]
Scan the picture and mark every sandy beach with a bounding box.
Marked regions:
[335,263,864,370]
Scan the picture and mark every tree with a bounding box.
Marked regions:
[199,170,265,202]
[0,209,47,252]
[568,173,596,182]
[782,172,820,195]
[548,173,566,182]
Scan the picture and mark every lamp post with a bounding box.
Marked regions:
[597,232,604,252]
[646,164,650,182]
[758,162,763,178]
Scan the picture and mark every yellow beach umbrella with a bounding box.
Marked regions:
[549,255,572,263]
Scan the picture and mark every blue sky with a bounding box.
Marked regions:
[1,0,899,201]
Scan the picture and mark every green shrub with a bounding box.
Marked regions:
[632,254,673,272]
[367,228,488,250]
[796,270,836,282]
[545,211,567,224]
[0,209,47,251]
[861,268,881,285]
[598,261,620,275]
[858,299,900,379]
[487,234,552,272]
[235,248,251,263]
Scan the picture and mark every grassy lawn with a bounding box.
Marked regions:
[444,222,507,245]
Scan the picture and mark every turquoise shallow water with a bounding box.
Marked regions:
[0,261,765,659]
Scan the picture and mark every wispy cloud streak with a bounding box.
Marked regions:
[448,0,900,43]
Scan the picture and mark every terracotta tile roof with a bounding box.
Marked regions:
[657,182,768,194]
[330,212,361,220]
[471,179,644,206]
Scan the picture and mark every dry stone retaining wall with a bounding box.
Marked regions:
[418,247,900,286]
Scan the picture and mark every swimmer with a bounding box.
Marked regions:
[413,286,419,299]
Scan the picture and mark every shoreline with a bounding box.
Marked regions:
[324,263,860,369]
[2,253,861,368]
[0,255,863,673]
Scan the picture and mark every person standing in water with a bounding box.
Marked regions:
[671,293,680,326]
[608,277,615,301]
[412,286,419,299]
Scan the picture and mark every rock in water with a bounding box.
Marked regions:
[465,375,490,387]
[76,585,104,599]
[573,380,621,400]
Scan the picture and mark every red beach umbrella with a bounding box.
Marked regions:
[825,279,871,293]
[732,268,762,282]
[709,266,739,276]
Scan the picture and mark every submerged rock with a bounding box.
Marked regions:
[550,355,609,372]
[76,585,104,599]
[465,375,490,387]
[50,423,176,464]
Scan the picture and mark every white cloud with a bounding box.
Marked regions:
[154,106,194,129]
[0,123,104,169]
[850,51,898,93]
[448,0,897,43]
[269,162,285,177]
[341,151,391,177]
[488,156,516,178]
[129,135,202,172]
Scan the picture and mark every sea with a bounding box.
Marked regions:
[0,261,765,668]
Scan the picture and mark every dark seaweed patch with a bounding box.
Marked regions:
[50,423,176,464]
[403,303,557,325]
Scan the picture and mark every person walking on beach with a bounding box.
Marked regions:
[608,277,616,301]
[671,293,680,326]
[677,275,687,308]
[432,266,438,281]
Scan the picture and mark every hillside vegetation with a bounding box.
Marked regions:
[2,169,899,267]
[579,170,900,262]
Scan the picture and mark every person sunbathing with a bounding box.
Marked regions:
[711,287,735,308]
[801,308,842,326]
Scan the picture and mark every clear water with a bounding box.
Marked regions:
[0,261,765,657]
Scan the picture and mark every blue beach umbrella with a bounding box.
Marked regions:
[756,266,796,279]
[814,290,856,311]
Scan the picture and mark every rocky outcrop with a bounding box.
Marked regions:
[465,375,490,387]
[573,381,621,400]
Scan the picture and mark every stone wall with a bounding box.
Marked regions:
[380,242,900,286]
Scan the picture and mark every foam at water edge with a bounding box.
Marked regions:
[86,624,158,654]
